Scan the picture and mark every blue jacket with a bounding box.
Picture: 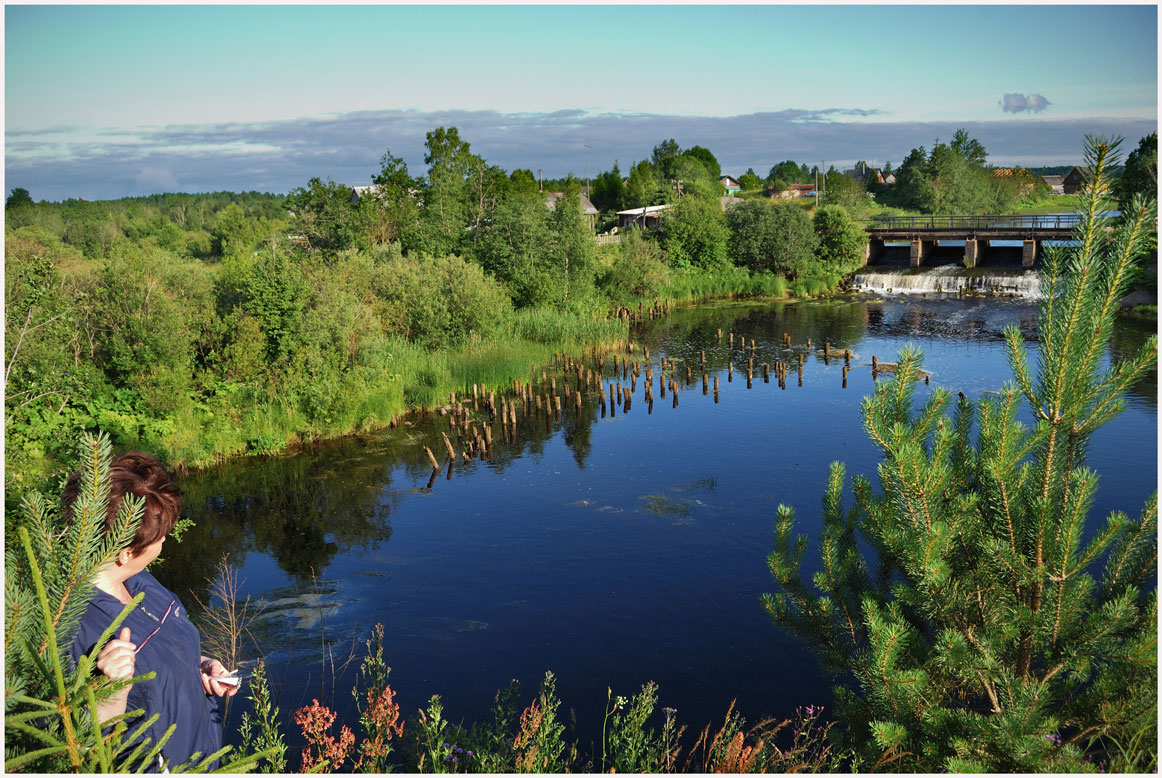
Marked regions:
[70,570,222,771]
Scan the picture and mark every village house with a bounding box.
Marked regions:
[350,184,381,202]
[768,183,817,199]
[843,166,892,186]
[1062,167,1092,195]
[719,175,742,194]
[545,191,599,229]
[1041,175,1065,195]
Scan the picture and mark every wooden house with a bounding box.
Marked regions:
[1041,175,1065,195]
[546,191,600,229]
[719,176,742,194]
[1063,167,1091,195]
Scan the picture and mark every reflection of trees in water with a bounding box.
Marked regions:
[162,437,401,604]
[635,300,869,372]
[1108,314,1157,407]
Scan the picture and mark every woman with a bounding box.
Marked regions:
[65,451,237,772]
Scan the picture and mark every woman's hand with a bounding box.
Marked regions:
[96,627,136,680]
[93,627,135,723]
[199,657,239,698]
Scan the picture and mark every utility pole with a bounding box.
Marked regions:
[584,145,591,198]
[538,169,543,193]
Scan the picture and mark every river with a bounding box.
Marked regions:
[159,294,1157,754]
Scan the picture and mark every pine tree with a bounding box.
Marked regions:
[764,137,1157,772]
[4,432,267,772]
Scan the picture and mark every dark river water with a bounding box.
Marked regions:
[159,295,1157,754]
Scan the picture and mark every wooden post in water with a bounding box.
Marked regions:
[702,373,708,394]
[424,446,441,472]
[686,366,692,384]
[442,433,456,461]
[728,362,734,382]
[729,332,734,347]
[717,328,722,342]
[763,363,770,382]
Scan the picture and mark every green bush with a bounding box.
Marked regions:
[657,198,731,271]
[598,232,672,304]
[374,253,513,348]
[813,205,867,276]
[727,200,818,278]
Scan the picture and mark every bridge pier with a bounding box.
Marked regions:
[1022,240,1038,269]
[865,238,884,266]
[909,239,934,268]
[964,238,984,268]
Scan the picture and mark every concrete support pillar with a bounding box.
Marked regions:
[1022,239,1038,269]
[865,238,884,266]
[964,238,982,268]
[909,238,932,268]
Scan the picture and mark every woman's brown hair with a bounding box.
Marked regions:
[61,451,182,554]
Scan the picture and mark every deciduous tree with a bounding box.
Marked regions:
[813,205,867,275]
[727,200,817,278]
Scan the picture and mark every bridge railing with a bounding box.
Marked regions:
[868,214,1082,232]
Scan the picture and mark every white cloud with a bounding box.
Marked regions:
[1000,93,1052,114]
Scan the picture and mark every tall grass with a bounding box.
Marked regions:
[664,268,787,304]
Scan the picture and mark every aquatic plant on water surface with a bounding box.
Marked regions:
[765,137,1158,772]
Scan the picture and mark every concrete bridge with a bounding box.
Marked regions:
[866,214,1080,268]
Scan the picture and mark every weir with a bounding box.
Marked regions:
[865,214,1079,270]
[851,265,1043,298]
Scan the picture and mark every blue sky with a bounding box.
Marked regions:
[6,4,1158,200]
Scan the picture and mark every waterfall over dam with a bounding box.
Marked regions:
[852,265,1042,298]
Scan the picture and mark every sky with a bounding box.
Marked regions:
[5,3,1158,201]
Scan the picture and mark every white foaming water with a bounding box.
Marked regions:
[852,266,1042,298]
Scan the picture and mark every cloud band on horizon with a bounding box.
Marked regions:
[6,107,1155,201]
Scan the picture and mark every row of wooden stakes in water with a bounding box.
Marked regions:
[610,299,673,322]
[413,337,928,475]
